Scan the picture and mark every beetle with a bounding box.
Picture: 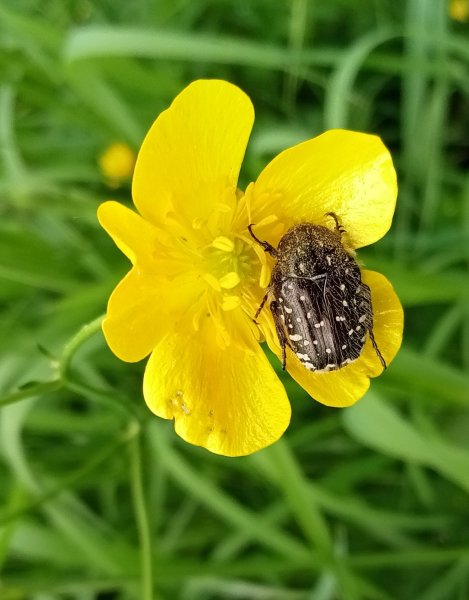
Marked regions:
[248,213,386,373]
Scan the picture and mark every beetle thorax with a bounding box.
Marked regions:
[274,223,353,279]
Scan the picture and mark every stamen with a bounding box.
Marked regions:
[222,296,241,311]
[219,272,240,289]
[260,263,270,288]
[212,236,235,252]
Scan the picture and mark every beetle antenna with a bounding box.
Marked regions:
[248,224,278,257]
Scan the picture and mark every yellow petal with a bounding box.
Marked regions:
[263,269,403,407]
[133,79,254,226]
[251,129,397,249]
[143,320,291,456]
[287,355,371,408]
[103,268,169,362]
[97,201,159,269]
[356,270,404,378]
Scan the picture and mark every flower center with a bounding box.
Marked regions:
[202,235,259,311]
[162,192,269,349]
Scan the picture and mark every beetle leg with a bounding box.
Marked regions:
[270,300,290,370]
[253,291,269,323]
[325,212,346,236]
[369,328,387,370]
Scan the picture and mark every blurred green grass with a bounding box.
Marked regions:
[1,0,469,598]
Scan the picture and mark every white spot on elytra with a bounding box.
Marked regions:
[343,300,348,306]
[359,314,367,323]
[348,329,354,336]
[307,312,311,318]
[320,320,324,327]
[287,284,293,290]
[314,322,321,329]
[325,348,331,354]
[285,307,292,314]
[300,295,305,301]
[288,323,293,328]
[279,297,283,303]
[313,340,318,345]
[296,317,301,323]
[289,334,302,341]
[340,284,346,291]
[297,352,310,361]
[326,255,332,266]
[303,340,310,346]
[356,325,362,331]
[341,344,347,350]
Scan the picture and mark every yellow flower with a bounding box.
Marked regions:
[449,0,469,21]
[98,80,403,457]
[99,142,136,184]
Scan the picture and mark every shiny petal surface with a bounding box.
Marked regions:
[263,270,403,407]
[98,201,159,268]
[102,268,170,362]
[133,79,254,226]
[251,129,397,248]
[143,320,291,456]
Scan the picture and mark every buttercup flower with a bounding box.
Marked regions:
[449,0,469,21]
[99,142,136,185]
[98,80,403,457]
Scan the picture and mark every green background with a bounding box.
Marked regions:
[1,0,469,598]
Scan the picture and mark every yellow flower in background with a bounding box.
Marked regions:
[99,142,136,185]
[98,80,403,457]
[450,0,469,21]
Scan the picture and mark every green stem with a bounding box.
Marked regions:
[59,314,105,379]
[0,379,62,408]
[0,315,104,409]
[130,428,154,600]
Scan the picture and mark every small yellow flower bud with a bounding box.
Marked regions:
[450,0,469,21]
[99,142,136,184]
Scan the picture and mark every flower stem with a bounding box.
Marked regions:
[59,314,105,379]
[130,427,154,600]
[0,379,62,408]
[0,315,104,409]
